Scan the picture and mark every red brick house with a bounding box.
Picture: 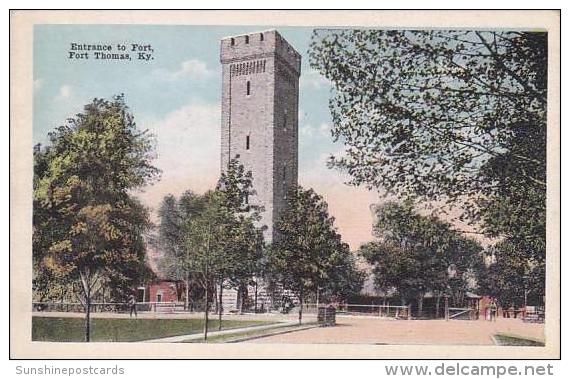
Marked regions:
[135,280,185,303]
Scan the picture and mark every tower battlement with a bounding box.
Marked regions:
[220,30,301,75]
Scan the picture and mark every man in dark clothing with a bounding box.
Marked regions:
[128,294,137,317]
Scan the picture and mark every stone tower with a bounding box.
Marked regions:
[220,30,301,242]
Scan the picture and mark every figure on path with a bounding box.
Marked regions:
[489,299,498,322]
[128,293,137,318]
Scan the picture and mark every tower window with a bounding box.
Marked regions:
[230,38,235,46]
[246,135,250,150]
[246,81,251,96]
[245,35,249,44]
[260,33,264,41]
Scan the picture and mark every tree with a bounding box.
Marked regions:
[157,159,264,340]
[321,248,365,303]
[178,191,222,341]
[309,30,546,294]
[33,95,159,341]
[155,191,206,310]
[478,240,544,309]
[360,201,483,316]
[215,158,264,324]
[268,186,363,324]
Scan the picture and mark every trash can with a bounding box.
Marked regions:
[318,305,336,326]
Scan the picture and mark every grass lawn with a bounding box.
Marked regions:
[32,316,274,342]
[493,334,545,347]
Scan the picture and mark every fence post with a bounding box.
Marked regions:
[407,304,412,320]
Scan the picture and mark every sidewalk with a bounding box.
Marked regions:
[143,320,300,343]
[248,317,545,345]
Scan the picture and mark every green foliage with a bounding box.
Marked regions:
[478,240,544,307]
[156,159,264,291]
[268,186,364,312]
[215,159,265,288]
[155,192,206,281]
[33,95,159,340]
[322,249,366,302]
[309,29,546,301]
[309,30,545,201]
[155,158,265,336]
[360,201,484,306]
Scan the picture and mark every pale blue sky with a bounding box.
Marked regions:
[33,25,379,248]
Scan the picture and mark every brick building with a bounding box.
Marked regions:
[135,280,184,303]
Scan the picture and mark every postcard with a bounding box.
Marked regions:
[10,10,560,359]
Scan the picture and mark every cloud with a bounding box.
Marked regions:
[175,59,213,78]
[300,123,314,137]
[134,101,221,210]
[318,122,331,136]
[57,85,72,100]
[153,59,215,81]
[299,122,332,139]
[300,69,331,90]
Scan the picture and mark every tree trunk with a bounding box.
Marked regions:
[238,284,246,314]
[435,294,441,319]
[254,281,258,313]
[203,283,209,341]
[203,222,211,341]
[184,273,190,311]
[298,290,303,325]
[214,284,218,314]
[85,296,91,342]
[79,271,92,342]
[218,282,223,331]
[417,295,423,318]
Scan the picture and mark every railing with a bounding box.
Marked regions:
[299,303,411,319]
[448,307,476,320]
[522,309,545,323]
[32,301,188,313]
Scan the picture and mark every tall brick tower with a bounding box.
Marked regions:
[220,30,301,243]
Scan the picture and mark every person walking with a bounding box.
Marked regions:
[489,299,498,322]
[128,293,137,318]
